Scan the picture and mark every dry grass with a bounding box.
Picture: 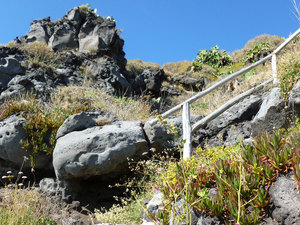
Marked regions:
[0,187,59,224]
[126,59,161,75]
[52,85,153,122]
[20,42,58,70]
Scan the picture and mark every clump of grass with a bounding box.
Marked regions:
[162,61,193,75]
[126,59,161,76]
[0,187,58,225]
[20,42,58,71]
[54,86,152,121]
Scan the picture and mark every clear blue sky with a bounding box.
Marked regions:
[1,0,299,65]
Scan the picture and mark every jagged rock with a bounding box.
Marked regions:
[85,57,130,94]
[56,110,116,139]
[206,121,252,147]
[39,178,58,196]
[0,115,52,169]
[22,17,53,44]
[251,87,287,136]
[0,70,54,102]
[193,95,262,147]
[0,55,23,75]
[206,95,262,137]
[133,68,165,96]
[0,46,22,58]
[172,74,206,91]
[53,121,149,181]
[78,16,107,53]
[53,67,82,85]
[169,199,199,225]
[267,173,300,225]
[48,21,79,51]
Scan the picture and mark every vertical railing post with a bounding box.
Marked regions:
[272,54,278,86]
[182,102,192,160]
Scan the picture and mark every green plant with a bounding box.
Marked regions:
[279,59,300,100]
[193,45,233,73]
[243,42,270,64]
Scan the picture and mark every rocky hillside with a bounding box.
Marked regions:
[0,5,300,225]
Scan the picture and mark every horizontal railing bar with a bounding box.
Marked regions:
[192,79,273,132]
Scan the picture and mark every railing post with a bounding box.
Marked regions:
[182,102,192,160]
[272,54,278,86]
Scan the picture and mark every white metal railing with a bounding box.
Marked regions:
[149,27,300,160]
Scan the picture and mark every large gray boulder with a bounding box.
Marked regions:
[251,87,287,136]
[53,121,149,181]
[0,115,52,169]
[56,110,116,139]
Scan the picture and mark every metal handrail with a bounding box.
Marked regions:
[149,27,300,159]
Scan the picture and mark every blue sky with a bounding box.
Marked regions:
[1,0,299,65]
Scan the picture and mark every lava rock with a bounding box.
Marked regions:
[53,121,149,181]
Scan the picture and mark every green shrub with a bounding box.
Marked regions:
[192,46,233,73]
[243,42,270,64]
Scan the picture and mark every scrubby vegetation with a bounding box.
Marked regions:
[0,86,152,166]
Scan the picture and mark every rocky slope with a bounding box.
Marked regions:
[0,5,300,225]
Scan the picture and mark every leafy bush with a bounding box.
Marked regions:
[232,34,283,63]
[243,42,270,64]
[192,46,233,73]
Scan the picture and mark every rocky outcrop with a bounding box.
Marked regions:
[21,7,126,70]
[84,57,131,95]
[133,67,165,96]
[251,87,287,136]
